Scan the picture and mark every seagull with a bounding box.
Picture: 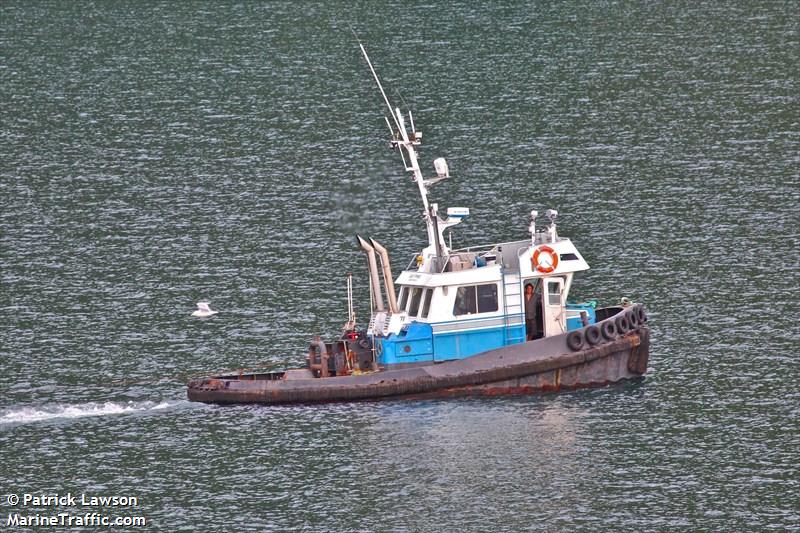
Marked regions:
[191,302,218,318]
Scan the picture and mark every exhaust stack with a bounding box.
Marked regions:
[370,238,398,313]
[356,235,385,312]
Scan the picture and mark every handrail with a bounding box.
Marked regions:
[451,239,529,254]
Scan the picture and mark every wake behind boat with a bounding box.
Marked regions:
[187,43,651,405]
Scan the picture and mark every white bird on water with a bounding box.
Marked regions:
[191,302,218,318]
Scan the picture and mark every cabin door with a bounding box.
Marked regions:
[542,277,566,337]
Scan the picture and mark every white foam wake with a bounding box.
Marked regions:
[0,400,173,425]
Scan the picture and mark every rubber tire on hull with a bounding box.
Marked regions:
[585,325,601,345]
[616,314,630,334]
[628,308,640,328]
[636,304,646,324]
[566,330,584,351]
[600,320,617,340]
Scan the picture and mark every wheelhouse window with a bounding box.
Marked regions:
[408,287,423,316]
[397,286,409,310]
[453,283,498,315]
[547,281,561,305]
[420,288,433,318]
[477,284,499,313]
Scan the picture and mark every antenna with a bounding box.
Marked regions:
[394,90,416,133]
[354,38,403,134]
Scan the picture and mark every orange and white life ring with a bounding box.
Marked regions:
[532,245,559,274]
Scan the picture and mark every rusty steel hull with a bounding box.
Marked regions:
[187,312,651,405]
[404,329,649,400]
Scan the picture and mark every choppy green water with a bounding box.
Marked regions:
[2,1,798,530]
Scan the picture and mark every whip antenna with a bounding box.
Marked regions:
[355,38,403,134]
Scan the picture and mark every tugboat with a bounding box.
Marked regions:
[187,44,650,405]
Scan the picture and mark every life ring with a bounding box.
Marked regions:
[600,320,617,340]
[566,330,584,351]
[531,245,559,274]
[585,325,601,345]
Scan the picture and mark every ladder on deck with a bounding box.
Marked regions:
[502,270,525,345]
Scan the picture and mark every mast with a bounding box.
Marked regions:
[357,42,446,269]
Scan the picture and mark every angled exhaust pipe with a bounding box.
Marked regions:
[356,235,385,312]
[370,238,398,313]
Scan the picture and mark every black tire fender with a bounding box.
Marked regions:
[628,308,640,328]
[566,330,584,351]
[585,325,601,345]
[600,319,617,340]
[616,314,630,334]
[636,304,646,324]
